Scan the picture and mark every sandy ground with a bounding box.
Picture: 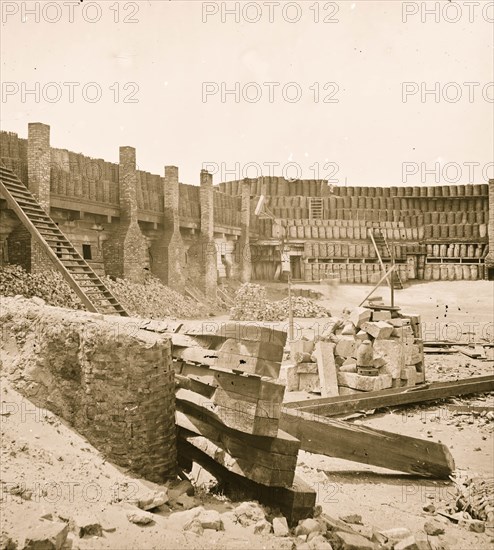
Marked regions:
[1,281,493,549]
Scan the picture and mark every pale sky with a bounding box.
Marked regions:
[1,0,493,186]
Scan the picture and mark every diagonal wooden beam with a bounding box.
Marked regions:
[279,407,455,478]
[284,375,494,417]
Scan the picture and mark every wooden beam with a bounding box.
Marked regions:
[177,438,316,526]
[279,408,455,478]
[284,375,494,417]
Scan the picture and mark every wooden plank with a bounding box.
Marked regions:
[213,351,281,379]
[176,401,300,456]
[176,388,280,437]
[218,338,284,362]
[180,322,287,347]
[279,408,455,478]
[177,431,296,487]
[284,375,494,417]
[447,404,494,415]
[177,438,315,526]
[174,362,285,403]
[454,346,483,359]
[313,341,338,397]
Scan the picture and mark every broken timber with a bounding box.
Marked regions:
[177,438,316,526]
[174,362,285,437]
[175,372,456,478]
[284,375,494,417]
[279,408,455,478]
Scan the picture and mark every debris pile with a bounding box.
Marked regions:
[105,276,209,319]
[0,265,208,319]
[230,283,331,321]
[286,299,425,394]
[454,476,494,527]
[0,265,83,310]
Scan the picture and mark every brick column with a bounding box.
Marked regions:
[486,179,494,273]
[200,169,217,299]
[151,166,185,292]
[239,178,252,283]
[103,147,149,281]
[27,122,53,273]
[27,122,51,212]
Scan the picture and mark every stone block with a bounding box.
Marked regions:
[349,307,372,328]
[341,323,356,336]
[197,509,223,531]
[335,337,357,358]
[297,362,318,374]
[355,330,367,342]
[361,321,394,339]
[23,520,69,550]
[298,373,320,393]
[339,362,357,373]
[374,339,406,379]
[273,516,289,537]
[394,536,419,550]
[285,365,299,392]
[314,341,338,397]
[337,372,392,392]
[330,531,375,550]
[415,371,425,384]
[400,366,417,386]
[372,310,392,321]
[71,513,103,537]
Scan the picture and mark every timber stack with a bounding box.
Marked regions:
[166,321,317,525]
[286,298,425,395]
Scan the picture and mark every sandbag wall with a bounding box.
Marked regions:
[50,148,120,205]
[217,179,489,283]
[136,170,164,213]
[0,131,28,183]
[213,190,242,228]
[178,183,201,222]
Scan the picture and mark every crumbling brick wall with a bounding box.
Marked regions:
[0,298,177,483]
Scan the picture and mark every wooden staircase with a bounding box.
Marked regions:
[0,165,128,316]
[368,228,404,289]
[309,198,323,220]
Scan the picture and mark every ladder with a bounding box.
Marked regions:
[0,165,128,316]
[309,198,323,219]
[368,228,404,289]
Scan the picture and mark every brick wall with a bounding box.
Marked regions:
[0,299,177,483]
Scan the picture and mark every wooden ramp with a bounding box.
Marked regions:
[0,165,127,316]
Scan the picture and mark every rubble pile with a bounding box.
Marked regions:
[230,283,331,321]
[0,265,83,310]
[105,276,209,319]
[0,266,208,319]
[454,476,494,527]
[287,300,425,394]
